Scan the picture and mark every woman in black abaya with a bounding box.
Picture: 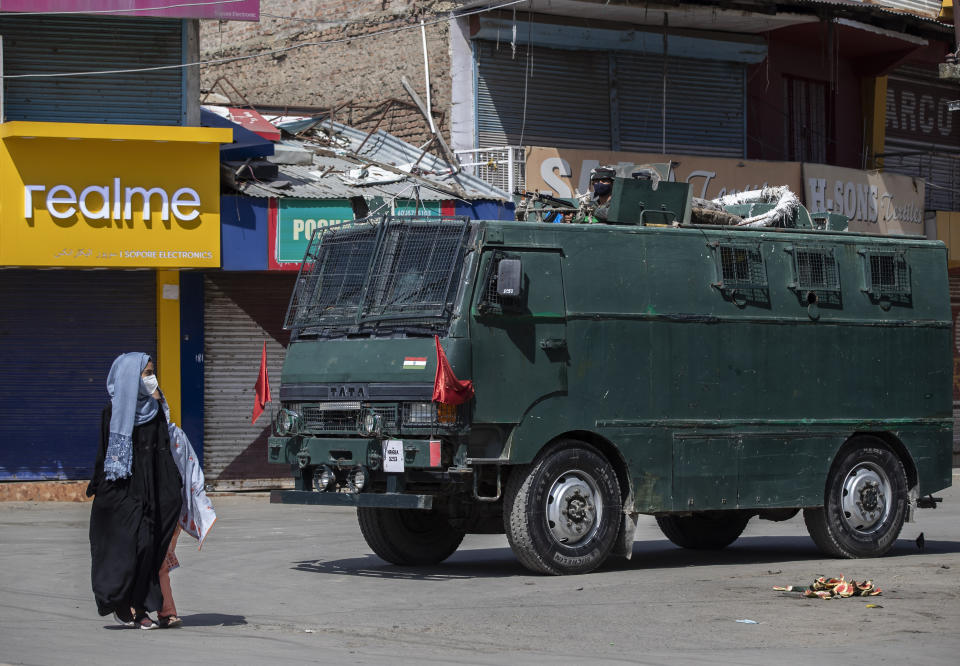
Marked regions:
[87,352,182,630]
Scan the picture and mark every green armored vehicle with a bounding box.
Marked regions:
[269,176,952,575]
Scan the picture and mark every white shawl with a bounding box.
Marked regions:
[165,411,216,549]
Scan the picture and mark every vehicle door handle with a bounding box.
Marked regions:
[539,338,567,351]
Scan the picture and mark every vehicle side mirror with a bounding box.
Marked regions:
[497,258,522,301]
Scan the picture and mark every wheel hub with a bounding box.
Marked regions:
[839,463,891,534]
[545,471,603,546]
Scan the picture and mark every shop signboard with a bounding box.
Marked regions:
[886,75,960,148]
[392,200,442,216]
[0,0,260,20]
[525,146,803,201]
[272,199,355,267]
[802,163,925,236]
[0,122,230,268]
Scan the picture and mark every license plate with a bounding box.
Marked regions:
[383,439,404,473]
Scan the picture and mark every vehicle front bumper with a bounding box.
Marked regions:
[269,435,441,469]
[270,489,434,509]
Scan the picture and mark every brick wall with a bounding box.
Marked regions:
[200,1,457,147]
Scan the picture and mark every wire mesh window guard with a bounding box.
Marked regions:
[788,245,842,306]
[284,216,472,338]
[284,221,379,331]
[793,248,840,290]
[477,251,514,313]
[361,218,472,321]
[710,242,769,306]
[860,247,911,302]
[714,244,767,289]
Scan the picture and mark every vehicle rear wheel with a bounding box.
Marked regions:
[655,512,750,550]
[357,507,465,566]
[504,440,622,575]
[803,438,908,558]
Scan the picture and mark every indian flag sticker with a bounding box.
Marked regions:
[403,357,427,370]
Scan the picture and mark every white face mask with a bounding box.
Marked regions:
[141,374,159,396]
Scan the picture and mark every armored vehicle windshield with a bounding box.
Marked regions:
[284,215,474,340]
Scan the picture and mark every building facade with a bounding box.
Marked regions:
[0,4,255,482]
[200,1,960,465]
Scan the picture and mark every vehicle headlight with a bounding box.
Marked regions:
[405,401,435,424]
[276,408,301,436]
[349,466,368,492]
[358,410,382,437]
[315,465,336,491]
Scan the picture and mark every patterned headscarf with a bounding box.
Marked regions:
[104,352,159,481]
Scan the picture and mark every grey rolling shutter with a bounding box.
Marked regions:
[0,270,156,480]
[953,272,960,467]
[882,147,960,212]
[1,15,183,126]
[476,40,745,157]
[476,41,611,149]
[618,53,745,157]
[203,273,296,489]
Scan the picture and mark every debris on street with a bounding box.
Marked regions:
[773,576,882,599]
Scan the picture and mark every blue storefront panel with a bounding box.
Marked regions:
[0,270,157,480]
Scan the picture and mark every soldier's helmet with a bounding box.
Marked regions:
[589,165,617,181]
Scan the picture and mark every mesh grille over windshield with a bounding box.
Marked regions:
[284,216,472,338]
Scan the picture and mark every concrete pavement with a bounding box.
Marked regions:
[1,481,959,665]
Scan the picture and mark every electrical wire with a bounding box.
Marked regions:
[261,0,526,24]
[0,0,248,16]
[1,0,529,80]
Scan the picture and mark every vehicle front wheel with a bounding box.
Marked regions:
[803,438,908,558]
[504,440,622,575]
[655,511,750,550]
[357,507,465,566]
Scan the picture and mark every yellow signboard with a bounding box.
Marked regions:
[0,122,232,267]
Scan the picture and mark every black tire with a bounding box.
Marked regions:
[357,507,465,566]
[503,440,622,575]
[803,438,908,558]
[655,512,750,550]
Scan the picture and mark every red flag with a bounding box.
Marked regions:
[432,335,474,405]
[252,341,271,424]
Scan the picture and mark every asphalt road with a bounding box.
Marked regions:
[2,479,959,666]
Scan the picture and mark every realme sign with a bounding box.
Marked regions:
[23,181,202,227]
[0,122,233,267]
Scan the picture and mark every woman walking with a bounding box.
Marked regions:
[87,352,182,629]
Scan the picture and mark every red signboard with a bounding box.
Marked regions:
[225,107,281,142]
[0,1,260,21]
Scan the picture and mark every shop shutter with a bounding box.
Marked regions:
[0,15,183,126]
[203,273,296,488]
[475,40,745,157]
[881,144,960,212]
[617,53,745,157]
[0,270,156,480]
[952,272,960,466]
[476,41,611,149]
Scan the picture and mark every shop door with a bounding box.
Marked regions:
[203,272,296,489]
[0,270,156,480]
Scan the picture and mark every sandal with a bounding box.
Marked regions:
[158,615,182,629]
[136,615,159,630]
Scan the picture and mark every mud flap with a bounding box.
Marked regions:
[906,485,918,523]
[612,511,639,559]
